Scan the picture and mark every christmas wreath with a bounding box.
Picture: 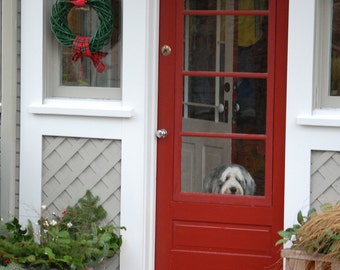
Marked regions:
[50,0,114,74]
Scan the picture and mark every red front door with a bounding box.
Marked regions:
[156,1,288,269]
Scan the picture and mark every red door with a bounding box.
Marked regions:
[156,0,288,269]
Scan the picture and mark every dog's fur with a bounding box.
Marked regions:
[203,164,256,195]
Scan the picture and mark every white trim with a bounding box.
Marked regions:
[141,0,159,269]
[119,0,159,269]
[297,109,340,127]
[29,99,134,118]
[0,0,18,221]
[285,0,316,231]
[20,0,44,222]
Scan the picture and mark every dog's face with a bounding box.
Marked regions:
[219,166,247,195]
[204,164,256,195]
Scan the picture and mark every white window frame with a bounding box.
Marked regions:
[44,0,122,100]
[314,0,340,109]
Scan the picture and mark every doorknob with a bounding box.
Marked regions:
[156,129,168,139]
[217,103,225,113]
[161,45,171,56]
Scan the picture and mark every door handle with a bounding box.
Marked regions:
[161,45,171,56]
[156,129,168,139]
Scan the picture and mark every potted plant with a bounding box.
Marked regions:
[277,204,340,269]
[0,191,124,269]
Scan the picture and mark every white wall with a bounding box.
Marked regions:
[19,1,159,270]
[285,0,340,230]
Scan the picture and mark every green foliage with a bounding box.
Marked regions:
[0,191,125,269]
[60,191,107,234]
[276,208,316,246]
[276,203,340,260]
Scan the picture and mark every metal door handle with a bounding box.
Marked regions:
[182,102,225,113]
[156,129,168,139]
[161,45,171,56]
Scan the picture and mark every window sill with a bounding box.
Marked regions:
[296,109,340,127]
[29,99,133,118]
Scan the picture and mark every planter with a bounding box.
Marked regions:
[281,249,340,270]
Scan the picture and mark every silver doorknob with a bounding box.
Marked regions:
[217,103,225,113]
[156,129,168,139]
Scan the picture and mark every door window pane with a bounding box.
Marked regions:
[185,0,268,11]
[181,137,265,196]
[181,0,268,196]
[183,76,266,134]
[184,15,268,73]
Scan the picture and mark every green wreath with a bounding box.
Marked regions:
[50,0,114,73]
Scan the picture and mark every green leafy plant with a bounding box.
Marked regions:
[0,191,125,269]
[277,203,340,260]
[276,208,316,247]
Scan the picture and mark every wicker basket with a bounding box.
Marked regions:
[281,249,340,270]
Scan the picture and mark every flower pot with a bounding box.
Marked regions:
[281,249,340,270]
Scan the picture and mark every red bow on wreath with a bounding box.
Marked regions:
[68,0,86,7]
[72,36,108,76]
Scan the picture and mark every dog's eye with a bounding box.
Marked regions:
[236,177,245,186]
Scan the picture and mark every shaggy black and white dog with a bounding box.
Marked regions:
[203,164,256,195]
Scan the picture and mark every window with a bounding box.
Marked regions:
[44,0,121,99]
[314,0,340,108]
[330,1,340,97]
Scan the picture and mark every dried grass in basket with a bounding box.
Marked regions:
[294,204,340,260]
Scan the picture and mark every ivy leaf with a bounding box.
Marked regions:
[62,255,73,264]
[275,238,286,246]
[297,210,304,225]
[58,230,70,239]
[44,247,56,260]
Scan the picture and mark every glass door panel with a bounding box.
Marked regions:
[185,0,268,10]
[181,0,268,197]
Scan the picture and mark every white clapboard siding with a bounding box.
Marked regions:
[0,0,22,219]
[311,151,340,208]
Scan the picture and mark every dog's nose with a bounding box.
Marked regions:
[230,187,237,194]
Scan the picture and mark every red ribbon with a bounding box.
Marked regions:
[72,36,107,74]
[68,0,86,7]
